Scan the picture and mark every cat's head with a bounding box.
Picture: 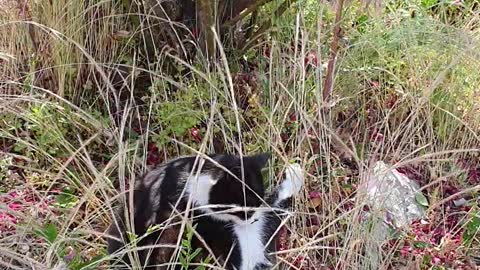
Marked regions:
[204,153,270,223]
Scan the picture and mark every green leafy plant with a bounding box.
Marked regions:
[13,103,71,158]
[0,155,13,189]
[154,101,200,145]
[463,211,480,245]
[179,224,211,270]
[54,188,79,209]
[34,223,58,245]
[151,79,212,147]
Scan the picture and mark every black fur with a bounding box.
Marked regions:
[107,153,295,269]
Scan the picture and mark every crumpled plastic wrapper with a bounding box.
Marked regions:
[359,161,426,228]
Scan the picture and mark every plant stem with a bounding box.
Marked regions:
[222,0,272,29]
[322,0,345,102]
[241,0,297,54]
[197,0,217,59]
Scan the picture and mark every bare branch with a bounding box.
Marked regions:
[322,0,345,102]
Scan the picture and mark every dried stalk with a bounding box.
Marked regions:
[322,0,345,102]
[222,0,272,29]
[197,0,217,59]
[241,0,297,54]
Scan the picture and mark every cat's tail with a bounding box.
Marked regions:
[106,207,130,268]
[270,163,305,208]
[107,209,126,255]
[263,163,304,260]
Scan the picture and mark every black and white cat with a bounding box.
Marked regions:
[107,153,304,269]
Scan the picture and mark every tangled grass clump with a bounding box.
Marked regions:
[1,0,479,269]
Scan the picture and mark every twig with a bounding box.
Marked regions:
[322,0,345,102]
[245,9,258,40]
[197,0,216,59]
[429,185,479,211]
[241,0,298,54]
[18,0,38,52]
[222,0,272,29]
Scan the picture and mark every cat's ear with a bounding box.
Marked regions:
[246,152,270,169]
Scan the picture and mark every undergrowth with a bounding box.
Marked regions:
[0,0,479,269]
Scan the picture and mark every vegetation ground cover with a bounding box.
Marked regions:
[0,0,479,269]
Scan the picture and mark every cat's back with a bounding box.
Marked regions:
[107,154,221,265]
[139,154,227,185]
[136,155,206,195]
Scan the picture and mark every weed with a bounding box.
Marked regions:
[0,0,479,269]
[179,224,211,270]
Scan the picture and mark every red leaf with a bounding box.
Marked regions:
[304,50,319,67]
[191,28,199,39]
[308,191,321,199]
[8,203,22,211]
[190,127,202,142]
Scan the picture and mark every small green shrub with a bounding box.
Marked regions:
[179,223,211,270]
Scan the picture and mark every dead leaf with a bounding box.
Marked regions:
[307,225,320,237]
[112,30,131,40]
[309,197,322,209]
[331,128,355,160]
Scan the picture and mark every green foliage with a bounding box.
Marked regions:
[11,103,71,158]
[33,228,107,270]
[463,211,480,245]
[0,112,22,131]
[421,0,438,8]
[2,103,109,170]
[34,223,58,245]
[154,101,200,144]
[179,224,211,270]
[339,8,480,146]
[0,155,13,188]
[54,188,79,209]
[413,240,429,249]
[68,253,105,270]
[126,231,138,243]
[151,81,210,146]
[414,192,429,207]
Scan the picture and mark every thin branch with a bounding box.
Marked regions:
[245,9,258,40]
[241,0,297,54]
[222,0,272,29]
[429,185,480,211]
[322,0,345,102]
[197,0,217,59]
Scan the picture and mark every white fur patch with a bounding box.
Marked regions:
[185,174,217,206]
[277,163,304,202]
[233,215,270,270]
[186,174,258,224]
[185,173,254,224]
[203,211,245,224]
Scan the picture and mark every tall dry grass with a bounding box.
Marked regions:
[0,0,479,269]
